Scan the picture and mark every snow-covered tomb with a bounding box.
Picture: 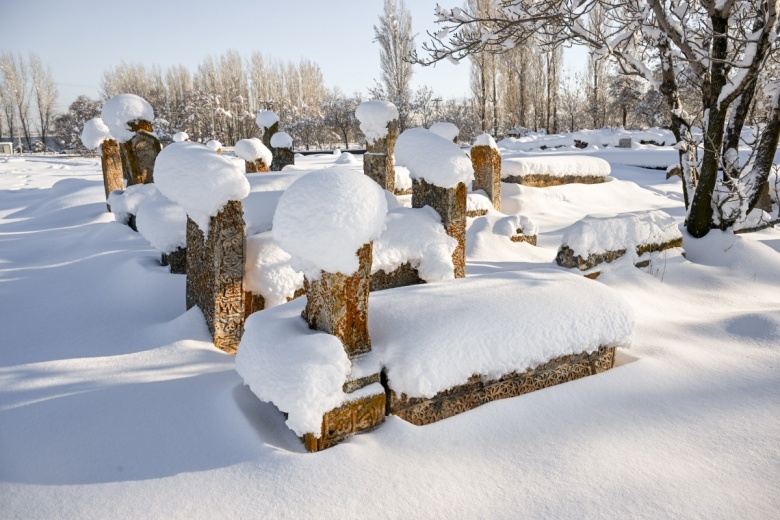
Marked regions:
[502,155,610,187]
[556,210,683,273]
[236,165,633,451]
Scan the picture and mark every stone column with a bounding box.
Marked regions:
[363,119,398,192]
[412,179,467,278]
[470,145,502,211]
[185,200,246,354]
[122,120,162,185]
[101,138,124,210]
[303,243,372,357]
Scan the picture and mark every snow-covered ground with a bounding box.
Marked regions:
[1,149,779,519]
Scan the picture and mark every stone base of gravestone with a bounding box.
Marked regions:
[303,242,372,357]
[302,391,385,452]
[370,262,423,292]
[244,159,269,173]
[101,139,124,209]
[470,145,501,211]
[272,147,294,171]
[555,237,683,272]
[161,247,186,274]
[502,174,606,187]
[122,122,162,185]
[387,346,615,426]
[186,200,246,354]
[412,179,466,278]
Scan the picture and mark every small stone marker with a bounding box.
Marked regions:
[256,110,280,156]
[618,137,632,149]
[80,118,123,209]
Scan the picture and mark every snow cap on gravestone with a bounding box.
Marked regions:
[80,118,112,150]
[235,138,273,166]
[272,167,388,279]
[256,110,280,132]
[395,128,474,189]
[101,94,155,143]
[270,131,293,149]
[355,100,399,146]
[153,141,250,233]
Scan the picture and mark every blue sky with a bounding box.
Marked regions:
[1,0,585,111]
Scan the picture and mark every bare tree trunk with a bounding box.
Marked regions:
[687,14,730,238]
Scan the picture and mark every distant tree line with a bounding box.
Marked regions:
[0,52,58,152]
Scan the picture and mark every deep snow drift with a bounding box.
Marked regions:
[0,147,779,519]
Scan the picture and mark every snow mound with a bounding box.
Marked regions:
[236,302,352,437]
[80,118,111,150]
[493,214,538,236]
[107,184,165,225]
[562,210,680,258]
[395,128,474,189]
[355,100,399,145]
[101,94,155,143]
[502,155,611,178]
[473,133,498,149]
[467,191,494,214]
[205,140,222,151]
[172,132,188,142]
[245,231,304,308]
[371,269,635,398]
[334,151,357,165]
[256,110,279,132]
[234,138,272,166]
[153,142,250,232]
[243,171,308,235]
[498,127,676,151]
[372,206,457,281]
[429,122,459,141]
[270,132,293,149]
[135,199,187,253]
[272,168,387,278]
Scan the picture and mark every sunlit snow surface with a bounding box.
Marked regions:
[1,149,779,519]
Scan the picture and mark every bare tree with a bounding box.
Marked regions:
[0,53,32,151]
[414,0,780,238]
[29,53,58,148]
[374,0,415,129]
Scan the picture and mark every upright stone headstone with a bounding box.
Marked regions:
[256,110,280,159]
[101,94,161,186]
[272,167,388,451]
[153,141,251,354]
[303,242,372,357]
[412,179,467,278]
[100,139,124,203]
[470,134,501,212]
[270,131,295,171]
[356,100,399,192]
[618,137,632,149]
[186,202,246,353]
[122,120,162,185]
[396,128,473,279]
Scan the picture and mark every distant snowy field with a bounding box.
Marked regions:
[1,148,779,519]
